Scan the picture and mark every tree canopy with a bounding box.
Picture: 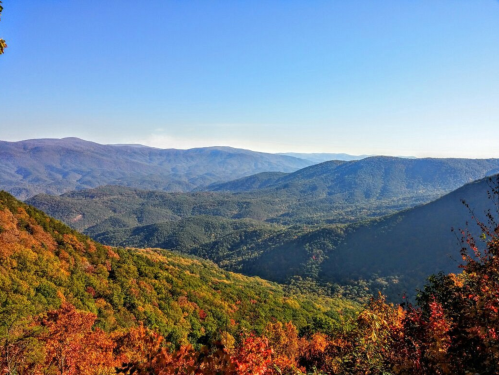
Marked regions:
[0,1,6,55]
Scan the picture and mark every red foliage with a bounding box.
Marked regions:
[34,303,117,374]
[198,309,208,320]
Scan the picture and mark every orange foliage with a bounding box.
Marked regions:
[34,303,117,374]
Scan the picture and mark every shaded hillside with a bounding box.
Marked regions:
[213,175,499,301]
[0,137,313,199]
[318,175,499,299]
[0,191,357,348]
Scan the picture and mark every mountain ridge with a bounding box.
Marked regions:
[0,137,314,199]
[277,152,370,162]
[208,174,499,300]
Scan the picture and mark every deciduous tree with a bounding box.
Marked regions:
[0,1,6,54]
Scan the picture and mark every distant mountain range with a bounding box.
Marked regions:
[0,137,314,199]
[277,152,417,163]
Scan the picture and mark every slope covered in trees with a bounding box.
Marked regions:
[26,174,499,301]
[0,191,358,353]
[204,156,499,200]
[318,175,499,298]
[91,215,280,252]
[194,175,499,301]
[27,186,286,233]
[84,175,497,303]
[0,138,313,199]
[203,172,291,193]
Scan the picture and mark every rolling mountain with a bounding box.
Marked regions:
[0,137,313,199]
[200,157,499,224]
[90,215,279,252]
[27,176,499,303]
[205,157,499,199]
[204,171,290,192]
[23,149,499,302]
[27,157,499,240]
[26,185,286,234]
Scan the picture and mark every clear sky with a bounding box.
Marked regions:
[0,0,498,157]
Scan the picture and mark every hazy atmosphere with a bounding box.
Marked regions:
[1,0,499,157]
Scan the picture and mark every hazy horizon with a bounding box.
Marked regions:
[0,135,482,160]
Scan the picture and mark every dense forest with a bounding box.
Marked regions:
[0,191,357,342]
[3,180,499,373]
[27,175,499,302]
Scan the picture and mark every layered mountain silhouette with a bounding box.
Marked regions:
[28,157,499,234]
[0,138,313,199]
[277,152,369,162]
[26,160,499,301]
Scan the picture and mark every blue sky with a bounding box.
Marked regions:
[0,0,498,157]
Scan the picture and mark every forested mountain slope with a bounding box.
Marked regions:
[318,175,499,298]
[91,215,281,252]
[27,185,286,233]
[204,172,290,192]
[208,175,499,301]
[0,137,313,199]
[0,191,357,349]
[26,171,499,302]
